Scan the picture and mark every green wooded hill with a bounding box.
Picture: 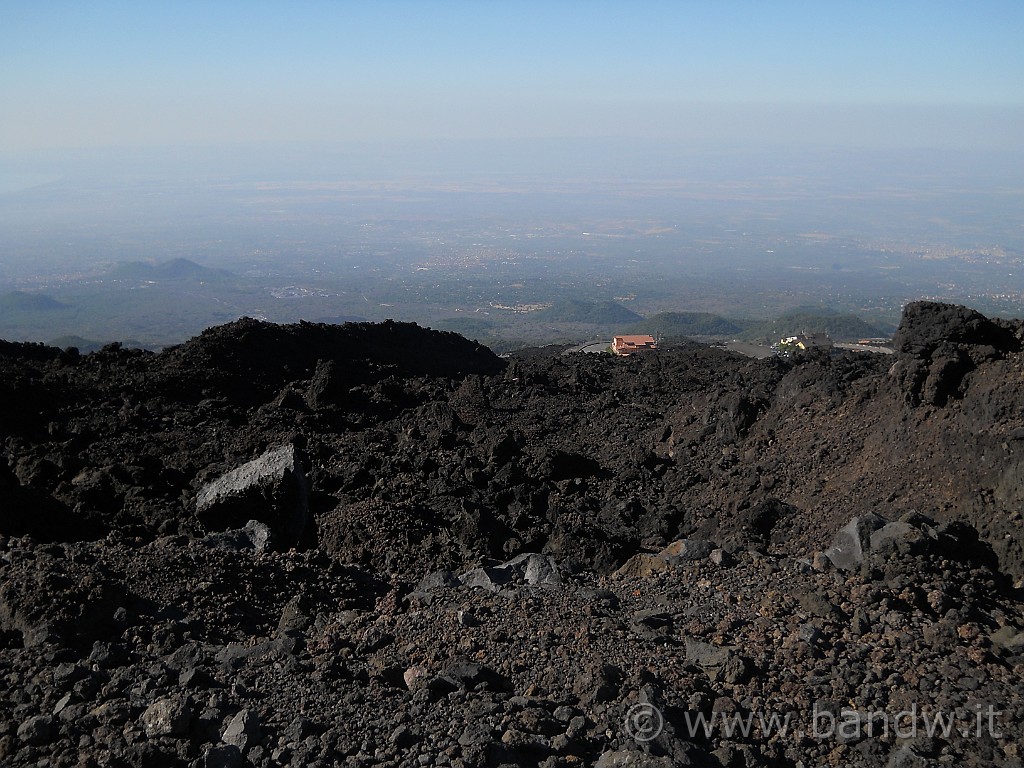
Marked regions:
[741,309,892,343]
[0,291,68,313]
[625,311,743,338]
[534,300,643,324]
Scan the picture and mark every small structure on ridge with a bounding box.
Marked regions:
[612,334,658,356]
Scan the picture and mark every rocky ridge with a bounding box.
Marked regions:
[0,303,1022,767]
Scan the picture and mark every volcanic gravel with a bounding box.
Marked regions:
[1,302,1023,767]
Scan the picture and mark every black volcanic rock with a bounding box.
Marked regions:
[0,464,105,542]
[893,301,1020,358]
[0,305,1022,766]
[891,301,1022,406]
[160,317,505,405]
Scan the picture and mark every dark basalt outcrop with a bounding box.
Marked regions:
[890,301,1022,406]
[0,304,1022,767]
[160,317,506,406]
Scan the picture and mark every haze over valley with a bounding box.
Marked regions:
[2,141,1022,350]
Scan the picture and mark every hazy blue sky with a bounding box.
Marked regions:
[2,1,1023,152]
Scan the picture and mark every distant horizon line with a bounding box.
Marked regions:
[4,133,1024,154]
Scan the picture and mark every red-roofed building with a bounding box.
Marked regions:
[612,335,658,356]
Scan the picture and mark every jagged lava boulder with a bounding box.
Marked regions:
[890,301,1022,406]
